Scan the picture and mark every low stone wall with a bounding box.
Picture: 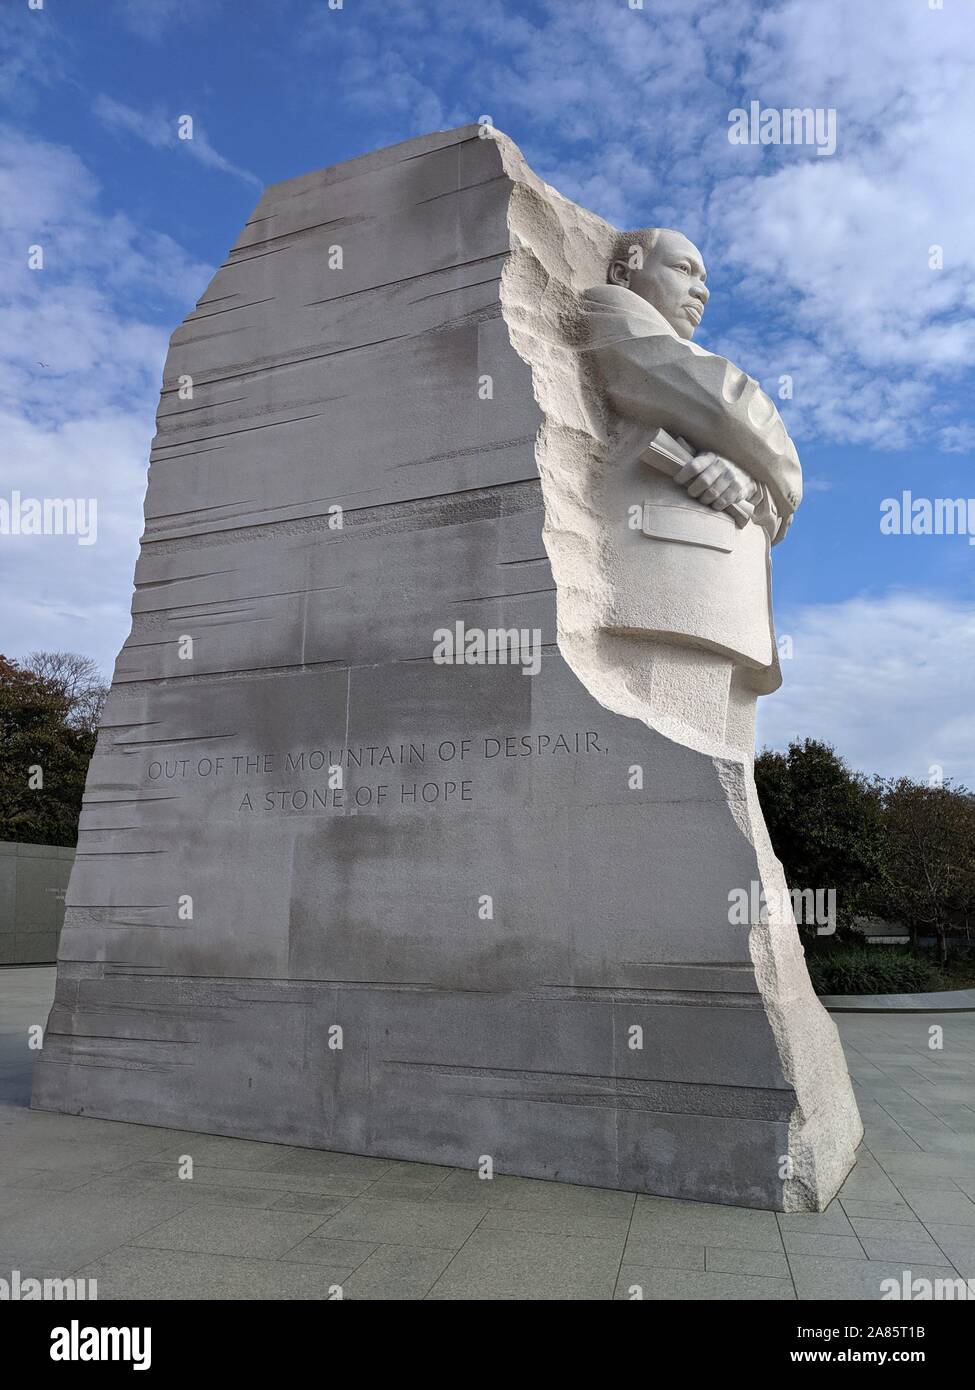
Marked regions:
[0,842,74,965]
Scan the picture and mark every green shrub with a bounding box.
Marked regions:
[806,947,940,996]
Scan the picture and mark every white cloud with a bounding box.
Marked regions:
[759,593,975,788]
[93,95,262,189]
[0,4,66,111]
[0,127,213,679]
[0,410,150,677]
[302,0,975,455]
[0,126,212,420]
[702,0,975,449]
[939,425,975,455]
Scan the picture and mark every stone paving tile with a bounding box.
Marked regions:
[277,1235,377,1274]
[782,1232,866,1260]
[899,1191,975,1226]
[845,1063,890,1083]
[788,1256,963,1301]
[854,1086,919,1103]
[364,1180,453,1201]
[919,1223,975,1272]
[345,1244,456,1300]
[0,1166,96,1193]
[898,1094,975,1116]
[615,1267,795,1300]
[849,1214,958,1264]
[434,1170,636,1217]
[837,1147,890,1174]
[72,1171,284,1210]
[372,1160,454,1185]
[880,1097,953,1123]
[777,1205,856,1237]
[705,1246,790,1278]
[73,1245,350,1300]
[871,1151,975,1180]
[851,1215,938,1240]
[0,1247,90,1288]
[0,1189,198,1270]
[130,1204,329,1259]
[258,1150,397,1181]
[621,1237,705,1271]
[426,1229,621,1300]
[144,1136,305,1171]
[893,1175,965,1196]
[129,1159,371,1198]
[628,1207,783,1253]
[478,1206,632,1239]
[0,1108,147,1145]
[117,1125,277,1158]
[836,1175,905,1204]
[859,1236,953,1264]
[860,1131,921,1153]
[268,1192,351,1216]
[898,1130,975,1156]
[0,1129,159,1176]
[317,1196,488,1249]
[0,1187,46,1220]
[839,1197,913,1219]
[902,1085,975,1106]
[859,1095,916,1120]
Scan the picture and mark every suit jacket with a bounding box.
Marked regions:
[578,285,803,690]
[580,285,802,538]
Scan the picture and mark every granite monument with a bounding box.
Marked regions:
[34,125,861,1210]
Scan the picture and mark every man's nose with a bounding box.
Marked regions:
[691,282,709,304]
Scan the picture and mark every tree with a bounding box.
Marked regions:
[755,739,886,933]
[878,778,975,965]
[24,650,108,736]
[0,653,102,847]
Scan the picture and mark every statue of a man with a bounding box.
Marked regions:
[578,227,803,754]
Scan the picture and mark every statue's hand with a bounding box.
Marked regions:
[674,444,758,513]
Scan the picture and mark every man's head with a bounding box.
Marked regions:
[608,228,709,340]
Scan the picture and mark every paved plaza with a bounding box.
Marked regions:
[2,966,974,1300]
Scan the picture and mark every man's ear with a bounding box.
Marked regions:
[608,259,631,288]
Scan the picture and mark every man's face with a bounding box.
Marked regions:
[612,231,710,340]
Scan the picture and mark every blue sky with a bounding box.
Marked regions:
[1,0,974,783]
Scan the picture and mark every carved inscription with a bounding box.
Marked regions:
[144,730,609,813]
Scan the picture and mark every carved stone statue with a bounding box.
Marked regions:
[34,126,862,1214]
[578,227,802,755]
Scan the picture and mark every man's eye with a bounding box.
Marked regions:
[674,263,691,274]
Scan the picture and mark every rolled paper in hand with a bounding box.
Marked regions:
[641,427,755,529]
